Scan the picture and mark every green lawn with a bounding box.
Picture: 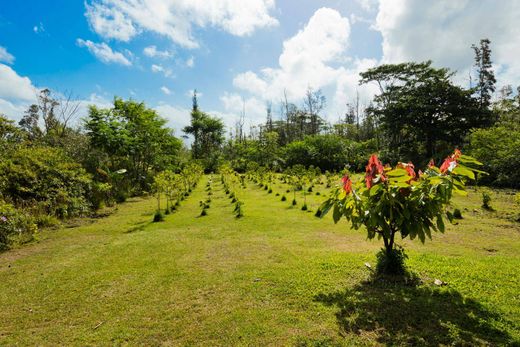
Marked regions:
[1,176,519,346]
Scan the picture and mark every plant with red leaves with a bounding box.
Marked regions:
[320,150,484,276]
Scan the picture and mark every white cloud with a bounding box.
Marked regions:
[186,56,194,68]
[161,86,171,95]
[85,2,137,42]
[0,99,27,119]
[231,7,377,120]
[143,45,173,59]
[84,0,278,48]
[0,64,38,119]
[355,0,377,12]
[233,8,352,102]
[154,103,191,136]
[0,64,38,101]
[220,92,266,124]
[0,46,15,64]
[77,39,132,66]
[151,64,173,77]
[375,0,520,87]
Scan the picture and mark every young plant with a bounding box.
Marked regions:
[320,150,484,276]
[234,201,244,218]
[481,189,493,210]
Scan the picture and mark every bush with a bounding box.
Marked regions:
[469,126,520,188]
[0,146,92,218]
[281,195,287,201]
[1,201,37,250]
[481,189,493,210]
[153,211,164,222]
[453,208,463,219]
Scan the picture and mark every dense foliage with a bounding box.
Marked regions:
[0,94,184,250]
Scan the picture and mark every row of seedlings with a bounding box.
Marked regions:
[199,176,213,216]
[153,162,203,222]
[221,165,244,218]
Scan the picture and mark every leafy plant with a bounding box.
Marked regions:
[153,210,164,223]
[481,189,493,210]
[320,150,483,276]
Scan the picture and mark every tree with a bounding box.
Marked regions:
[320,150,483,276]
[85,98,182,192]
[472,38,496,110]
[360,61,480,164]
[303,87,326,135]
[183,101,225,171]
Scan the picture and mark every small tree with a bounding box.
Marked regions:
[320,150,483,276]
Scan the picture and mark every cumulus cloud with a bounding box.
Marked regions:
[231,7,378,121]
[0,64,38,102]
[375,0,520,87]
[143,45,173,59]
[0,64,38,119]
[0,46,15,64]
[233,8,351,101]
[220,92,266,123]
[77,39,132,66]
[85,2,137,42]
[84,0,278,48]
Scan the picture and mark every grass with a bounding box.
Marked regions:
[0,175,519,345]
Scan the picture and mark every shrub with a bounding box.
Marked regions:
[453,208,463,219]
[1,201,38,250]
[321,150,483,276]
[0,146,92,218]
[153,211,164,222]
[281,195,287,201]
[301,204,308,211]
[481,189,493,210]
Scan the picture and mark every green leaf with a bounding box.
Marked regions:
[332,203,342,224]
[452,165,475,180]
[369,184,383,196]
[459,154,483,166]
[386,168,408,177]
[436,216,445,233]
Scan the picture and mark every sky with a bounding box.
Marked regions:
[1,0,519,138]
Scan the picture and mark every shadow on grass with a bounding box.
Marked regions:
[124,220,153,233]
[315,281,516,346]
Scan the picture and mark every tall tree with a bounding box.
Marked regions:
[85,98,182,190]
[183,98,225,171]
[360,61,480,163]
[303,87,326,135]
[472,38,496,110]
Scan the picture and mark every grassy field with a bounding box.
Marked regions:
[1,175,519,346]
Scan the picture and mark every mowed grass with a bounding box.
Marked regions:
[0,175,519,346]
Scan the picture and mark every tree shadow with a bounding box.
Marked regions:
[124,220,152,233]
[315,280,517,346]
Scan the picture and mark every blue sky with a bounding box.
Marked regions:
[1,0,519,136]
